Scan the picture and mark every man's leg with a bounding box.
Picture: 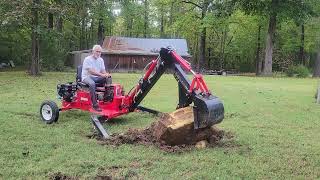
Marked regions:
[92,76,112,86]
[106,77,112,86]
[92,76,113,102]
[83,77,99,110]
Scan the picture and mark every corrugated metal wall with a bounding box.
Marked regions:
[103,54,157,72]
[70,53,191,72]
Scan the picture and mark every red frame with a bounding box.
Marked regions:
[59,49,213,120]
[60,59,159,120]
[189,74,210,94]
[60,84,132,119]
[171,51,211,95]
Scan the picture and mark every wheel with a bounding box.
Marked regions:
[40,100,59,124]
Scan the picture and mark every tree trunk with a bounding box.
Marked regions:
[160,9,165,38]
[97,18,104,45]
[220,28,227,70]
[193,35,199,70]
[80,17,85,49]
[57,16,63,32]
[108,21,112,36]
[313,50,320,77]
[91,19,94,45]
[208,47,211,69]
[143,0,149,38]
[30,0,40,75]
[316,85,320,104]
[55,0,63,32]
[72,17,78,50]
[199,27,206,72]
[169,1,174,38]
[263,11,277,76]
[48,13,53,29]
[127,18,133,37]
[256,25,262,75]
[299,24,305,65]
[198,0,209,72]
[85,26,89,49]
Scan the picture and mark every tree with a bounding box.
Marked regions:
[299,24,305,65]
[1,0,319,74]
[181,0,211,71]
[153,0,169,38]
[97,18,104,45]
[313,49,320,77]
[55,0,63,32]
[118,1,143,37]
[255,24,262,75]
[238,0,313,76]
[293,1,315,66]
[30,0,40,75]
[143,0,149,38]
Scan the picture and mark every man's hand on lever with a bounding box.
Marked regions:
[102,73,111,78]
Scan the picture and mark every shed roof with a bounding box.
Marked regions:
[101,36,191,57]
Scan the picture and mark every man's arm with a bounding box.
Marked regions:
[100,59,111,77]
[86,59,110,77]
[101,60,107,74]
[87,68,106,77]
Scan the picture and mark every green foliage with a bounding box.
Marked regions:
[237,0,313,21]
[40,31,67,71]
[0,27,31,66]
[286,65,310,78]
[0,0,319,73]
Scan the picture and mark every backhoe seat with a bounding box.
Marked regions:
[76,65,105,89]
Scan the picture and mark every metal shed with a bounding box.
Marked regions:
[69,36,191,72]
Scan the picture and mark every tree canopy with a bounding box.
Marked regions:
[0,0,319,75]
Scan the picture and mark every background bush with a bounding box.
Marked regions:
[286,65,310,78]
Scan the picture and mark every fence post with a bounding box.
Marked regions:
[317,84,320,104]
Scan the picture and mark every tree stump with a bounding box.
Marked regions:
[152,106,223,146]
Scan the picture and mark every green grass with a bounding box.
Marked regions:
[0,71,320,179]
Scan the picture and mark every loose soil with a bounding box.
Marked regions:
[95,107,233,153]
[100,125,230,153]
[48,172,78,180]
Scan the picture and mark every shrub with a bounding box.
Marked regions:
[39,31,68,71]
[286,65,310,78]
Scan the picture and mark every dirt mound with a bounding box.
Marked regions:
[99,107,232,152]
[48,172,78,180]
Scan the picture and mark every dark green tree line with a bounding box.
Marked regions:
[0,0,319,76]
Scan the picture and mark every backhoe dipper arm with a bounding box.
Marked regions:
[128,48,172,112]
[128,47,224,129]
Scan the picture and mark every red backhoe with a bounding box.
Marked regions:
[40,47,224,138]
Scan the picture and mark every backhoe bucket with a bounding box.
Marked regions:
[193,95,224,129]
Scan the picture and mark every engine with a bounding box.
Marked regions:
[57,82,77,102]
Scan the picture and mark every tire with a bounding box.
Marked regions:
[40,100,59,124]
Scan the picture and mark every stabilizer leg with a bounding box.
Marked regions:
[136,106,160,115]
[90,114,110,139]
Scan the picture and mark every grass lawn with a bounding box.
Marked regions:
[0,71,320,179]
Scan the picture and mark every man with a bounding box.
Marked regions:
[82,45,111,112]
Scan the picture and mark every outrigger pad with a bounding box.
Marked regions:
[193,94,224,129]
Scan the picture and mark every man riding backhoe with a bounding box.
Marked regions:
[40,47,224,139]
[81,45,112,112]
